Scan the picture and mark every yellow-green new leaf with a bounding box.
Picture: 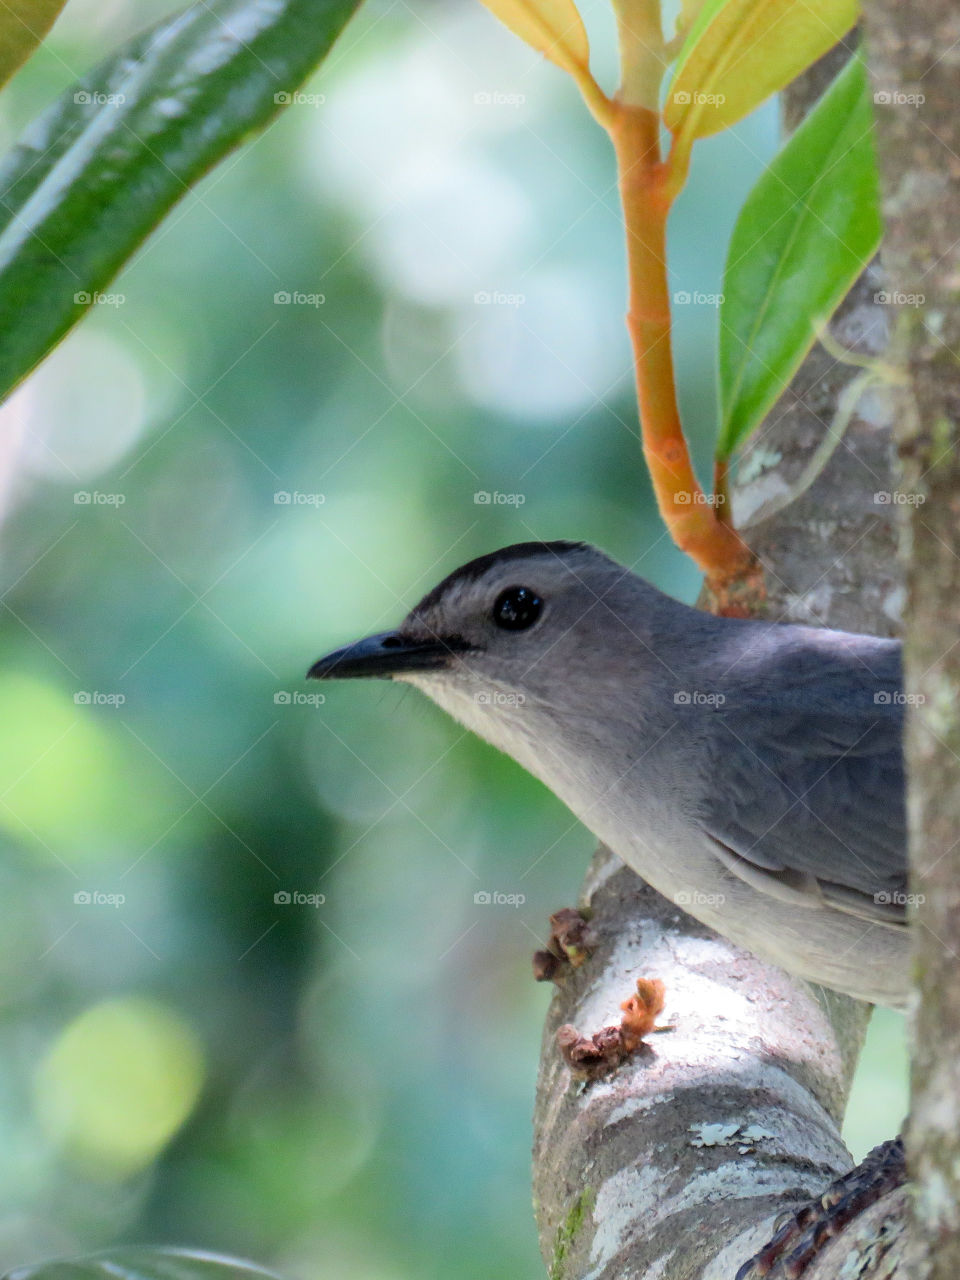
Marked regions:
[664,0,858,142]
[0,1,69,92]
[477,0,590,77]
[665,0,711,61]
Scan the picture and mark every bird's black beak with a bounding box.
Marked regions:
[307,631,471,681]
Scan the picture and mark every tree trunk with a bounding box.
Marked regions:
[530,19,955,1274]
[861,3,960,1277]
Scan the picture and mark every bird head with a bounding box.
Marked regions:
[307,541,690,770]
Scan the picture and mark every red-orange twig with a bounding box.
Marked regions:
[608,102,759,603]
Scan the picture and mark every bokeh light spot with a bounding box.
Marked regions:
[36,997,205,1177]
[0,672,171,864]
[8,329,147,484]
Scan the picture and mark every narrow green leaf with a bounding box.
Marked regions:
[0,1,69,93]
[4,1247,283,1280]
[0,23,159,239]
[664,0,857,142]
[0,0,363,404]
[716,56,883,460]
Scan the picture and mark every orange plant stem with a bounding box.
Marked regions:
[609,102,755,592]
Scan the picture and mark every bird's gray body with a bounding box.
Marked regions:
[309,541,910,1007]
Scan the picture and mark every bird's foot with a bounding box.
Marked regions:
[532,907,593,982]
[734,1136,906,1279]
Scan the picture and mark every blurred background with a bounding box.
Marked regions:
[0,0,906,1275]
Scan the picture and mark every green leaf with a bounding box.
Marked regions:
[4,1247,283,1280]
[664,0,857,142]
[716,56,882,460]
[0,0,363,404]
[0,1,69,93]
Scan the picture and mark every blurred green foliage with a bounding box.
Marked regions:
[0,0,363,404]
[0,1,904,1276]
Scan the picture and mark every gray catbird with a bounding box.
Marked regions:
[308,540,908,1007]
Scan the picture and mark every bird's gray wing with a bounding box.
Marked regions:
[689,630,907,926]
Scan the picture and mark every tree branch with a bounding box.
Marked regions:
[533,849,867,1279]
[861,3,960,1276]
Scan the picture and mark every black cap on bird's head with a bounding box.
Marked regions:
[307,540,596,683]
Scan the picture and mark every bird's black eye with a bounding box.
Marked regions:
[492,586,542,631]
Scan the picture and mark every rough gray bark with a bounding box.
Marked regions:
[861,3,960,1277]
[733,250,901,636]
[533,850,867,1279]
[531,37,919,1280]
